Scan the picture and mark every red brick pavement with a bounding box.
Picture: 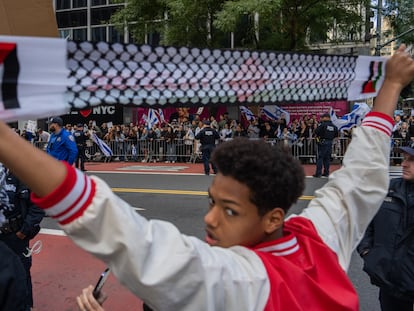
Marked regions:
[32,233,142,311]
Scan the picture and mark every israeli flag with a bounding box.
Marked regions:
[91,133,113,157]
[157,108,165,123]
[329,102,371,132]
[196,107,204,115]
[240,106,255,121]
[147,108,160,129]
[261,105,290,125]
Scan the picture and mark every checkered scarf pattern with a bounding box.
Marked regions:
[0,164,11,226]
[66,41,358,109]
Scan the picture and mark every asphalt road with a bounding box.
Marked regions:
[41,172,380,310]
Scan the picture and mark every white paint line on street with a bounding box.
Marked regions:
[87,170,204,176]
[132,207,146,211]
[40,228,66,236]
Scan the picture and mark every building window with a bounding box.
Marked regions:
[128,32,135,44]
[92,26,107,42]
[56,10,87,28]
[91,6,120,25]
[147,32,161,46]
[59,29,72,39]
[91,0,107,6]
[73,28,87,41]
[56,0,71,10]
[72,0,87,8]
[109,26,124,43]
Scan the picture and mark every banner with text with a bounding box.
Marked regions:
[281,101,349,121]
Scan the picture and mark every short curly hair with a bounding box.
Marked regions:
[211,138,305,216]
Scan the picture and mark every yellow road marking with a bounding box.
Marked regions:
[112,188,314,200]
[300,196,315,200]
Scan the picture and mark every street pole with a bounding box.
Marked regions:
[375,0,382,56]
[373,0,414,56]
[376,27,414,55]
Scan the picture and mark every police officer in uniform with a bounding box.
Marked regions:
[195,120,220,175]
[0,167,45,310]
[0,240,30,311]
[313,113,338,178]
[46,116,78,165]
[73,123,89,171]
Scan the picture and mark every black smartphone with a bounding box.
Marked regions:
[93,267,110,299]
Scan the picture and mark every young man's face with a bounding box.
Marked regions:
[205,174,271,248]
[402,153,414,182]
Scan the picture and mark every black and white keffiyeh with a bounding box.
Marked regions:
[0,35,387,123]
[0,163,11,226]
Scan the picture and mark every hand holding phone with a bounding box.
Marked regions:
[93,268,110,299]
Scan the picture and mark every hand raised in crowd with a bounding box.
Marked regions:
[384,44,414,89]
[373,44,414,117]
[76,285,107,311]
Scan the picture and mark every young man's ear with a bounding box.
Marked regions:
[264,207,285,234]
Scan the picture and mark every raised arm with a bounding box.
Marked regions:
[0,124,66,197]
[298,44,414,270]
[372,44,414,117]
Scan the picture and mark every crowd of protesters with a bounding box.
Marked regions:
[12,109,414,165]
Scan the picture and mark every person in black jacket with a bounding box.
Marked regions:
[0,240,30,311]
[195,120,220,175]
[0,167,45,310]
[313,113,338,177]
[73,123,89,171]
[358,145,414,311]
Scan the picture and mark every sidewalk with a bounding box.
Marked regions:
[32,232,142,310]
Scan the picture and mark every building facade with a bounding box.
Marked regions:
[54,0,127,42]
[54,0,137,125]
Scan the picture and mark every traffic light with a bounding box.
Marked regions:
[365,10,375,42]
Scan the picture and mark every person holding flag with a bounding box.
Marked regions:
[146,109,160,130]
[91,132,113,161]
[73,123,89,171]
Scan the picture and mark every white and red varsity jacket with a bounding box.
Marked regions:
[32,112,393,310]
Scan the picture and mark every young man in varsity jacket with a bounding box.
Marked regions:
[0,45,413,311]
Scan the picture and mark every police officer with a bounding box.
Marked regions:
[195,120,220,175]
[313,113,338,178]
[46,116,78,165]
[0,168,45,310]
[357,145,414,311]
[0,240,30,311]
[73,123,89,171]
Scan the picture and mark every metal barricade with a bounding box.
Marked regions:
[32,137,404,164]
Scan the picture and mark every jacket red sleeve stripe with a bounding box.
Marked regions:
[361,112,394,136]
[31,161,96,225]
